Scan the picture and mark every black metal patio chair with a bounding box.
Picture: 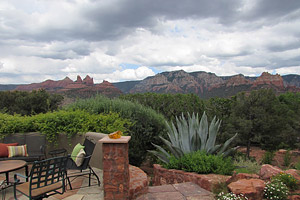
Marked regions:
[65,138,101,190]
[13,156,68,200]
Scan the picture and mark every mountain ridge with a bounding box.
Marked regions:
[1,71,300,98]
[13,75,122,98]
[114,70,300,98]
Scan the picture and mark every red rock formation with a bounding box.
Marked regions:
[94,80,123,96]
[83,75,94,85]
[129,70,299,98]
[259,164,282,180]
[15,75,122,97]
[252,72,285,89]
[226,172,260,185]
[228,179,265,200]
[16,76,73,91]
[75,75,83,83]
[226,74,252,87]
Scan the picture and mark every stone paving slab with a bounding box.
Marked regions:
[173,182,213,197]
[148,184,177,193]
[0,167,103,200]
[137,182,214,200]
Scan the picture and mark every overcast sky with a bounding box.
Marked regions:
[0,0,300,84]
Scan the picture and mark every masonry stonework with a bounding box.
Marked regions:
[100,136,131,200]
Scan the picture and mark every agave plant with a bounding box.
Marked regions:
[149,112,238,164]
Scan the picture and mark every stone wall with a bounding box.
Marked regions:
[153,164,230,192]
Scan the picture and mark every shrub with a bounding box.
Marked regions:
[295,161,300,170]
[120,93,205,121]
[32,110,132,143]
[233,156,261,174]
[262,151,275,164]
[272,172,299,191]
[0,111,132,144]
[149,112,238,164]
[66,95,167,166]
[163,151,235,175]
[216,192,248,200]
[212,182,229,196]
[264,181,289,200]
[0,113,33,138]
[283,150,292,167]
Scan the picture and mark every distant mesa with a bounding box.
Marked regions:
[11,71,300,99]
[15,75,122,97]
[114,70,300,98]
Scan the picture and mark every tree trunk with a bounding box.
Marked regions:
[247,139,251,159]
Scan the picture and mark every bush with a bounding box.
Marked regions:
[264,180,289,200]
[120,93,205,121]
[295,161,300,170]
[283,150,292,167]
[163,151,235,175]
[66,95,167,166]
[233,156,261,174]
[272,172,299,191]
[0,113,33,138]
[262,151,275,164]
[0,89,63,115]
[0,111,132,144]
[216,192,248,200]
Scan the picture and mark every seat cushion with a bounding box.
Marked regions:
[7,145,28,157]
[16,182,63,197]
[0,143,18,157]
[71,143,85,162]
[75,149,86,167]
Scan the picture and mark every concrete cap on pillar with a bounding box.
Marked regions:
[99,135,131,144]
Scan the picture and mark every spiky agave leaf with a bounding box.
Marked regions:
[220,146,239,157]
[147,150,170,164]
[206,117,221,152]
[207,144,221,154]
[165,121,179,147]
[178,114,190,153]
[159,136,184,159]
[199,112,208,151]
[217,133,238,156]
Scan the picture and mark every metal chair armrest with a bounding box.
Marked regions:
[14,173,27,184]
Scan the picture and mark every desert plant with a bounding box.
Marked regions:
[264,180,289,200]
[233,156,261,174]
[163,151,235,175]
[261,151,275,164]
[149,112,238,164]
[283,150,292,167]
[272,172,299,191]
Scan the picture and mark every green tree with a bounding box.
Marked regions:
[0,89,63,115]
[228,89,289,157]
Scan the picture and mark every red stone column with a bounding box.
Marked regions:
[99,136,131,200]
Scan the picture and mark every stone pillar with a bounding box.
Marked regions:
[99,136,131,200]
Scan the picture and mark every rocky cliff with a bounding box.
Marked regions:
[15,75,122,97]
[127,71,300,98]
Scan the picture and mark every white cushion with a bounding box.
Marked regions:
[75,149,86,167]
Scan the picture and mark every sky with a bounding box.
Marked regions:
[0,0,300,84]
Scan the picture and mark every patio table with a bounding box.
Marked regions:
[0,160,28,184]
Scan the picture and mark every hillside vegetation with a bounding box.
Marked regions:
[1,89,299,166]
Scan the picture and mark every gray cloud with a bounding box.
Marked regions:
[0,0,299,84]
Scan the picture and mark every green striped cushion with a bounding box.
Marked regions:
[7,145,28,157]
